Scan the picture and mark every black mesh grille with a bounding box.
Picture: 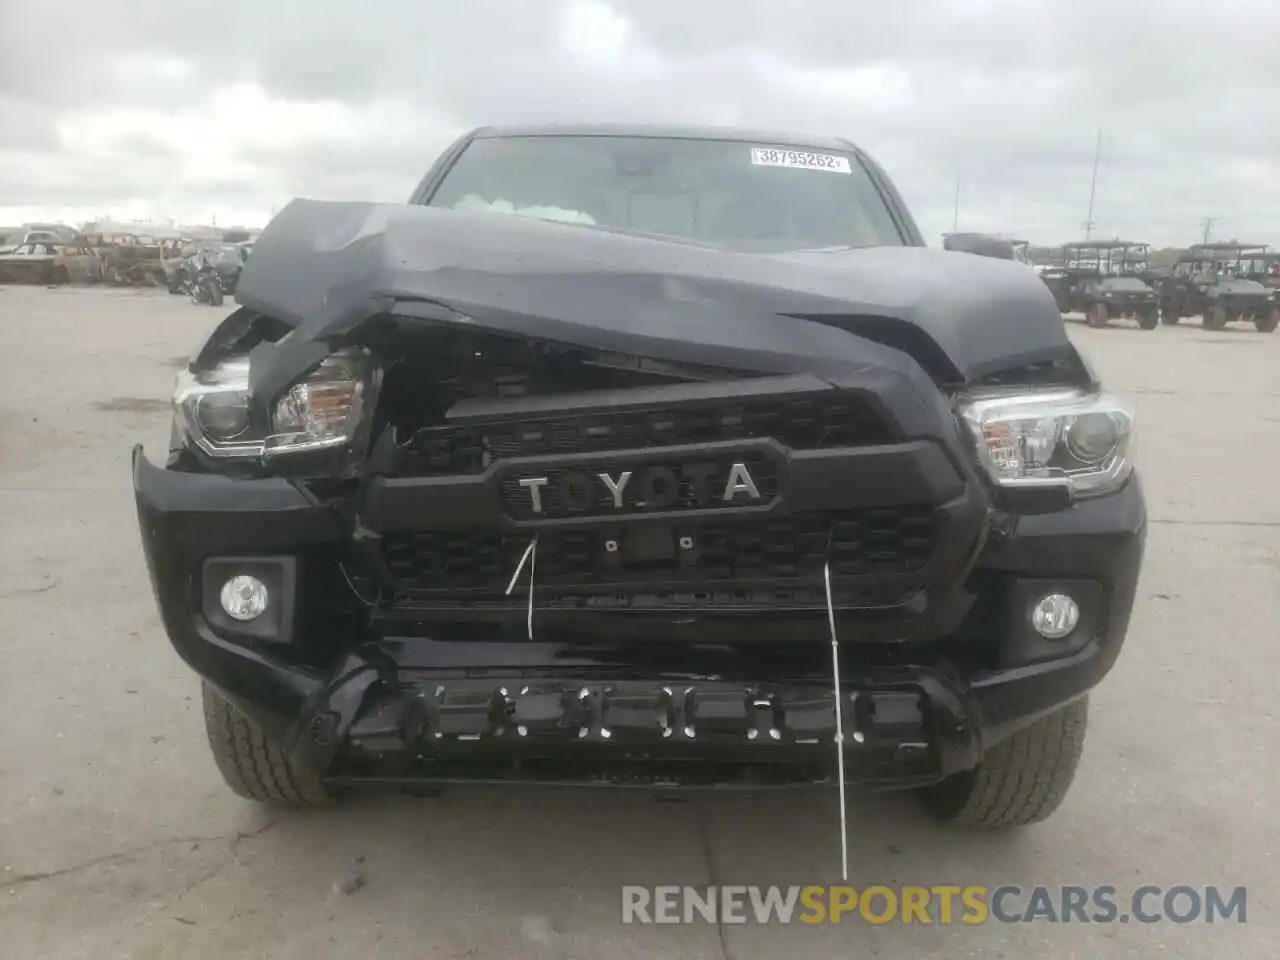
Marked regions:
[380,508,935,600]
[398,395,890,477]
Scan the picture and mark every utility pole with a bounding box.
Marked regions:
[1083,127,1102,240]
[952,172,960,232]
[1200,218,1215,243]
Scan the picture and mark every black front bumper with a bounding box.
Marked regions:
[132,438,1145,790]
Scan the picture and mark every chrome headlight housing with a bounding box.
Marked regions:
[173,347,380,468]
[958,388,1135,499]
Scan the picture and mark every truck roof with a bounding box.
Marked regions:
[470,122,861,153]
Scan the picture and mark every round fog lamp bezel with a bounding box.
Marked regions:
[1030,593,1080,640]
[219,575,270,622]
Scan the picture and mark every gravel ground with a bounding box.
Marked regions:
[0,285,1276,959]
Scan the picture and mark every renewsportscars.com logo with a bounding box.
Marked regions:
[621,885,1248,926]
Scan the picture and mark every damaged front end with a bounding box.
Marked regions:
[134,200,1144,798]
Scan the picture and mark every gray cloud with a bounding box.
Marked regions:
[0,100,58,150]
[0,0,1276,245]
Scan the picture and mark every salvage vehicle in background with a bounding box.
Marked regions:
[1157,243,1278,332]
[0,240,102,285]
[943,232,1016,259]
[1009,239,1035,268]
[98,235,168,287]
[0,242,69,284]
[1,224,77,253]
[942,232,1036,269]
[1041,241,1160,329]
[1238,251,1280,293]
[134,124,1145,836]
[186,261,226,306]
[166,242,245,297]
[53,243,104,284]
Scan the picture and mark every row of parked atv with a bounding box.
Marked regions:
[1039,241,1279,333]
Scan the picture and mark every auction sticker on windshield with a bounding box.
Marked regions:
[750,147,851,174]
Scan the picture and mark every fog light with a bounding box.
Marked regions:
[219,575,269,622]
[1030,593,1080,639]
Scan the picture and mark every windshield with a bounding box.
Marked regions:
[425,135,906,251]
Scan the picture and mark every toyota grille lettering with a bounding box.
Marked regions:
[516,461,763,515]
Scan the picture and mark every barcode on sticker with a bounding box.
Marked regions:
[750,148,851,174]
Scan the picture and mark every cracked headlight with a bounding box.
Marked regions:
[959,389,1135,499]
[173,347,380,465]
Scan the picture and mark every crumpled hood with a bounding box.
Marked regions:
[235,198,1075,385]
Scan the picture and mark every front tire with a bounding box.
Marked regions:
[202,681,332,806]
[1203,306,1228,330]
[921,697,1088,827]
[1255,308,1279,333]
[1085,304,1109,328]
[1138,307,1159,330]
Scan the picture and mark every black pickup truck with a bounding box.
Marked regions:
[133,124,1145,828]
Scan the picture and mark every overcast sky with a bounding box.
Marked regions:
[2,0,1277,246]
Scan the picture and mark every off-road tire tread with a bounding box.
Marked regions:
[1203,307,1227,330]
[927,697,1088,827]
[202,682,331,805]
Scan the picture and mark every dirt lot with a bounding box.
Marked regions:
[1,285,1277,959]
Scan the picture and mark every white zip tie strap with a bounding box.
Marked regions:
[824,560,849,883]
[504,537,538,640]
